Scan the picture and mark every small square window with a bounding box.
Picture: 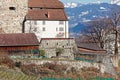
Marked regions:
[34,21,37,25]
[59,27,64,31]
[66,43,69,46]
[9,7,16,10]
[43,21,45,25]
[59,21,64,25]
[30,7,32,9]
[56,28,58,31]
[33,27,37,32]
[42,27,45,31]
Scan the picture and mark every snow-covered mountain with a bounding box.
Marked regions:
[64,3,120,37]
[64,2,83,8]
[64,2,78,8]
[111,0,120,5]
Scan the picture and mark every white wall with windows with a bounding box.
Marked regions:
[25,20,69,39]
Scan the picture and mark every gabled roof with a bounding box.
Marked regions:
[41,38,74,40]
[77,42,104,51]
[76,42,106,55]
[0,33,39,46]
[26,9,68,20]
[78,47,106,55]
[28,0,64,9]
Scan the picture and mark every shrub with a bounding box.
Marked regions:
[20,63,37,75]
[118,59,120,67]
[15,62,21,68]
[40,50,45,57]
[0,51,14,68]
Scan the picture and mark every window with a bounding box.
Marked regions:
[66,43,69,46]
[33,27,37,32]
[59,27,64,31]
[43,21,45,25]
[9,7,16,10]
[56,28,58,31]
[59,21,64,25]
[42,27,45,31]
[34,21,37,25]
[30,7,32,9]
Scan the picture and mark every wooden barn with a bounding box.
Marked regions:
[0,33,39,58]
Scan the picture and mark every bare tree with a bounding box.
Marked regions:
[83,18,112,49]
[83,11,120,55]
[110,11,120,55]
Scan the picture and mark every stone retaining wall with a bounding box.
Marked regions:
[111,55,120,67]
[14,59,105,73]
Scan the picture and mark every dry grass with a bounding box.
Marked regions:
[19,62,115,79]
[0,51,14,68]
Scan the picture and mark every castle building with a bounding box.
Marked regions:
[0,0,69,39]
[0,0,76,59]
[24,0,69,39]
[0,0,27,33]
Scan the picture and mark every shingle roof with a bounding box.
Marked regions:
[41,38,74,40]
[26,9,68,20]
[0,33,39,46]
[78,48,106,55]
[76,42,104,51]
[28,0,64,9]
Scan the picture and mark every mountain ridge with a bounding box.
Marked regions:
[64,3,120,37]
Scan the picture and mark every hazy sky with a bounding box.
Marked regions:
[60,0,110,4]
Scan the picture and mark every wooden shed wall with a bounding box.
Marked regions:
[0,46,39,51]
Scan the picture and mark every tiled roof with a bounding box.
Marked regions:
[28,0,64,9]
[41,38,74,40]
[76,42,104,51]
[0,33,39,46]
[78,48,106,55]
[26,9,68,20]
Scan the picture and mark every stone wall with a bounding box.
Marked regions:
[14,59,105,74]
[103,32,115,54]
[39,39,78,60]
[103,31,120,55]
[111,55,120,67]
[0,0,27,33]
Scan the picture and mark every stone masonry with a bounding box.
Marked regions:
[13,59,106,74]
[39,39,78,60]
[0,0,27,33]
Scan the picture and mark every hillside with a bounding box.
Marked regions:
[64,3,120,37]
[0,68,39,80]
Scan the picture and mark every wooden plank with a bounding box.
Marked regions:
[0,46,39,51]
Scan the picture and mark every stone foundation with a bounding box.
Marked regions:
[13,59,105,74]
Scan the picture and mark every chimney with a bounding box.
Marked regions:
[47,12,50,18]
[45,12,50,18]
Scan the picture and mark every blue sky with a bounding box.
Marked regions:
[60,0,110,4]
